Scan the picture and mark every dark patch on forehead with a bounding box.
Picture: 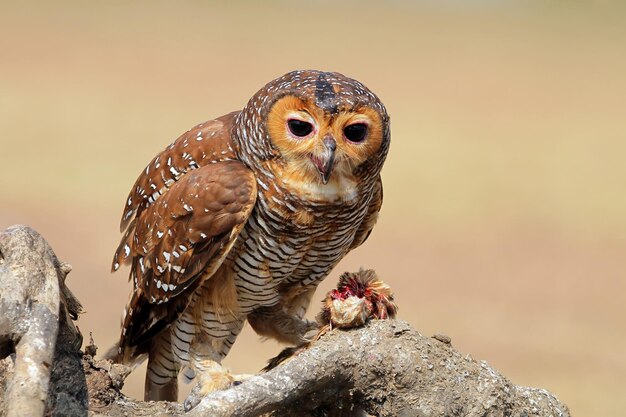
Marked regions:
[315,73,339,114]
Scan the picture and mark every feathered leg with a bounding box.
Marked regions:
[247,304,318,345]
[183,330,249,410]
[145,330,179,401]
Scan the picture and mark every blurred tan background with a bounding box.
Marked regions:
[1,1,625,415]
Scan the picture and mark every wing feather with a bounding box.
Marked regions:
[116,161,256,351]
[117,111,240,234]
[110,111,257,355]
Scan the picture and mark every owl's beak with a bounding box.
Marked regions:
[311,136,336,184]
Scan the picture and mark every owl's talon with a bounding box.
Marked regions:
[183,374,251,411]
[183,389,201,412]
[183,379,230,411]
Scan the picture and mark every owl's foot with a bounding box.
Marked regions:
[248,306,321,345]
[183,361,251,411]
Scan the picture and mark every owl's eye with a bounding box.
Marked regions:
[343,123,368,143]
[287,119,314,138]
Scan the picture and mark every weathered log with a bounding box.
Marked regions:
[0,225,86,417]
[0,225,571,417]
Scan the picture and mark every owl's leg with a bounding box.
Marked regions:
[184,327,247,410]
[248,286,319,344]
[248,304,319,345]
[184,358,236,410]
[145,330,180,401]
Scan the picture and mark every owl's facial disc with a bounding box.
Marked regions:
[267,95,384,189]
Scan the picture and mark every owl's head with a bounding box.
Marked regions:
[234,70,390,201]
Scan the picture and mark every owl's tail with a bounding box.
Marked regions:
[102,341,148,370]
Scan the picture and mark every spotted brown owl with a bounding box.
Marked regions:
[109,70,390,406]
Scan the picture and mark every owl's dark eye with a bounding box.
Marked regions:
[343,123,368,143]
[287,119,313,137]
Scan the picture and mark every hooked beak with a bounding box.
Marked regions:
[310,136,336,184]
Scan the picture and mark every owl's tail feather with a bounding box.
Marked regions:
[102,341,149,370]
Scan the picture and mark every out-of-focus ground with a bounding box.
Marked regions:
[1,1,625,415]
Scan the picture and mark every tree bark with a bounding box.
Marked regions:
[0,225,571,417]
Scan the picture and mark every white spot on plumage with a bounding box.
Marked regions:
[124,244,130,257]
[183,204,193,212]
[172,251,180,258]
[156,230,164,238]
[156,280,162,289]
[163,252,171,262]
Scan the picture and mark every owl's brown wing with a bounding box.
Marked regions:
[350,175,383,250]
[116,111,240,235]
[115,161,256,350]
[111,111,257,351]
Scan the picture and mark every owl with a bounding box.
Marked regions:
[109,70,390,407]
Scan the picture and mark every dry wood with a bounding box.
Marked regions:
[0,225,571,417]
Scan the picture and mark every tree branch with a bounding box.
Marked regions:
[0,225,571,417]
